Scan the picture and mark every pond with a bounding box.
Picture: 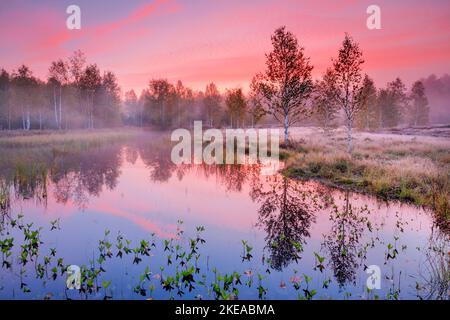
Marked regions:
[0,135,448,300]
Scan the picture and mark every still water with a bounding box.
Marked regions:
[0,138,448,300]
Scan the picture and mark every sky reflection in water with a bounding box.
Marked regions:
[0,140,447,300]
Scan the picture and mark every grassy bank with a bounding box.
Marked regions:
[0,128,142,149]
[282,127,450,226]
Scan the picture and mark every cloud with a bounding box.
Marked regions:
[0,0,180,67]
[1,0,449,94]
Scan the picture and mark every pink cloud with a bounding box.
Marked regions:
[41,0,180,52]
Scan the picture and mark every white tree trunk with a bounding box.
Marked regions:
[7,104,11,130]
[54,87,59,129]
[22,109,25,130]
[26,110,30,130]
[346,119,353,153]
[284,114,289,144]
[59,86,62,129]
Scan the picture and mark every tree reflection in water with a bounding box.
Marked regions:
[250,175,328,271]
[0,143,123,211]
[51,144,123,209]
[0,138,264,212]
[322,190,369,288]
[137,139,177,183]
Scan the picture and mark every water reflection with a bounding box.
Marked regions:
[0,136,448,299]
[416,231,449,300]
[250,175,319,270]
[0,181,10,218]
[322,191,370,287]
[51,144,122,209]
[137,140,177,183]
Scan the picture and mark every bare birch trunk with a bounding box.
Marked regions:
[59,86,62,129]
[7,104,11,130]
[346,119,353,154]
[284,114,289,144]
[26,109,30,130]
[54,87,59,129]
[22,108,25,130]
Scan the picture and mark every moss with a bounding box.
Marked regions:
[356,179,369,188]
[283,167,306,177]
[308,162,322,174]
[280,141,309,154]
[295,145,309,154]
[279,151,291,160]
[397,187,419,203]
[335,177,356,185]
[436,196,449,218]
[333,159,349,173]
[371,181,399,199]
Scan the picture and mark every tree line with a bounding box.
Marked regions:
[0,50,121,130]
[0,27,430,148]
[122,80,258,130]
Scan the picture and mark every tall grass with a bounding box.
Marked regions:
[0,128,140,149]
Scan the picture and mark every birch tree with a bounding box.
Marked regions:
[330,34,365,153]
[144,79,177,129]
[313,68,339,133]
[225,88,247,128]
[355,75,378,131]
[11,65,35,130]
[203,82,221,127]
[247,83,266,128]
[251,26,314,144]
[68,50,87,120]
[380,78,407,128]
[48,59,69,129]
[0,69,10,130]
[175,81,193,127]
[124,90,139,125]
[79,64,101,129]
[409,80,429,126]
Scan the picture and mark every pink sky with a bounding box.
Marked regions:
[1,0,449,95]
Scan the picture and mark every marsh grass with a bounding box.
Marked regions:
[283,127,450,226]
[0,213,419,300]
[415,235,450,300]
[0,216,318,300]
[0,128,140,149]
